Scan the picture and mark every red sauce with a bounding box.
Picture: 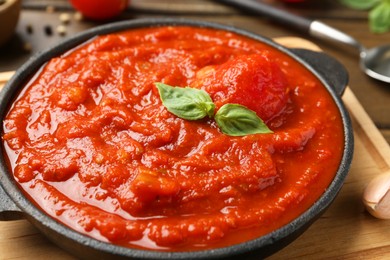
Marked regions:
[2,26,344,251]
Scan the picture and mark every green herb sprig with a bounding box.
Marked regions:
[155,82,272,137]
[340,0,390,33]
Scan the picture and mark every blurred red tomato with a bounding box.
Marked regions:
[70,0,129,20]
[279,0,306,2]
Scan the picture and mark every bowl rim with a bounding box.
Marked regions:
[0,18,354,259]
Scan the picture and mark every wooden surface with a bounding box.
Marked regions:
[1,36,390,259]
[1,0,389,146]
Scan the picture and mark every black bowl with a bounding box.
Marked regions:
[0,18,353,259]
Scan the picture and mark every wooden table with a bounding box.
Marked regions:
[1,0,390,259]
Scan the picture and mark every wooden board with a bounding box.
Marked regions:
[1,37,390,259]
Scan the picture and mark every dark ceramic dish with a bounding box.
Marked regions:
[0,18,353,259]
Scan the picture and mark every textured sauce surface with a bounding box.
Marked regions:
[2,26,344,251]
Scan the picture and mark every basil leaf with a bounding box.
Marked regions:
[369,1,390,33]
[215,104,273,136]
[340,0,380,10]
[155,82,215,120]
[155,83,273,137]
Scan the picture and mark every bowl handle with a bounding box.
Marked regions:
[289,48,349,96]
[0,184,23,220]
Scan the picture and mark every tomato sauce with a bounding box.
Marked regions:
[2,26,344,251]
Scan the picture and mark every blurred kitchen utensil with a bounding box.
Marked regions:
[0,0,21,47]
[215,0,390,84]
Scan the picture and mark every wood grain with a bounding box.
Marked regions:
[0,71,14,86]
[1,37,390,259]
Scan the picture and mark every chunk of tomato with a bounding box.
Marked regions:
[191,53,288,121]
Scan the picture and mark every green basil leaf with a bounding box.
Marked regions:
[155,83,273,137]
[369,1,390,33]
[340,0,380,10]
[155,82,215,120]
[215,104,273,136]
